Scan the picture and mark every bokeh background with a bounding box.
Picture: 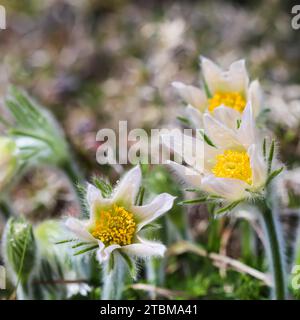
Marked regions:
[1,0,300,300]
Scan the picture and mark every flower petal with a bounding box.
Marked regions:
[86,183,112,222]
[96,243,120,263]
[112,165,142,206]
[212,105,241,130]
[161,131,204,171]
[133,193,176,231]
[166,160,202,188]
[248,144,267,188]
[201,57,249,94]
[86,183,104,206]
[203,113,240,149]
[121,236,166,258]
[238,102,255,148]
[65,218,96,242]
[201,175,247,201]
[248,80,262,117]
[185,104,203,128]
[172,81,207,111]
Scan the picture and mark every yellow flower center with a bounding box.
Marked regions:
[212,149,252,184]
[91,205,136,246]
[208,91,246,113]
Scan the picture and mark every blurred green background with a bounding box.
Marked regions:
[0,0,300,300]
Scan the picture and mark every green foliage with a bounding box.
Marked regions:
[3,87,70,168]
[3,218,36,287]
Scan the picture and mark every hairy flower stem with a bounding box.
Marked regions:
[101,253,126,300]
[258,198,286,300]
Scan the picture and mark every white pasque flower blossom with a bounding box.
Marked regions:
[0,137,18,191]
[65,166,176,263]
[163,103,267,202]
[172,56,262,128]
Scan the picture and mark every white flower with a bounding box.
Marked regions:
[163,103,267,202]
[0,137,18,191]
[65,166,176,263]
[172,57,262,129]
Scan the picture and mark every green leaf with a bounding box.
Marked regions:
[179,197,208,205]
[201,73,212,98]
[215,200,242,215]
[176,116,191,126]
[55,239,76,245]
[74,245,98,256]
[119,251,137,279]
[266,167,284,187]
[263,137,267,160]
[198,130,216,148]
[135,186,145,206]
[71,242,90,249]
[268,139,275,175]
[92,177,113,198]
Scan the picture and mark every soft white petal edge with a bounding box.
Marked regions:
[65,218,96,242]
[203,113,240,148]
[121,237,166,258]
[248,80,262,117]
[166,160,202,188]
[200,56,249,94]
[96,243,120,263]
[185,104,203,128]
[238,102,255,148]
[112,165,142,204]
[201,175,247,201]
[172,81,207,111]
[212,105,241,130]
[248,144,267,188]
[133,192,176,231]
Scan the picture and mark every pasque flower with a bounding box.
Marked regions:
[163,103,268,204]
[172,57,262,128]
[0,137,18,191]
[65,166,175,263]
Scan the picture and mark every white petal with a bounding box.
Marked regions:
[161,131,204,171]
[172,81,207,111]
[212,105,241,130]
[112,165,142,206]
[201,175,247,201]
[203,113,239,148]
[121,237,166,258]
[133,193,176,231]
[166,160,202,188]
[65,218,96,242]
[238,102,255,148]
[201,57,249,94]
[86,183,112,222]
[96,244,120,263]
[185,104,203,128]
[248,144,267,188]
[227,59,249,93]
[248,80,262,117]
[86,183,104,206]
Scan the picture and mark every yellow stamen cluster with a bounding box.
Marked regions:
[208,91,246,113]
[91,205,136,246]
[212,149,252,184]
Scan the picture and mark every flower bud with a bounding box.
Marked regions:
[2,218,37,286]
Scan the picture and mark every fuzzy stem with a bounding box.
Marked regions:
[258,198,286,300]
[101,253,126,300]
